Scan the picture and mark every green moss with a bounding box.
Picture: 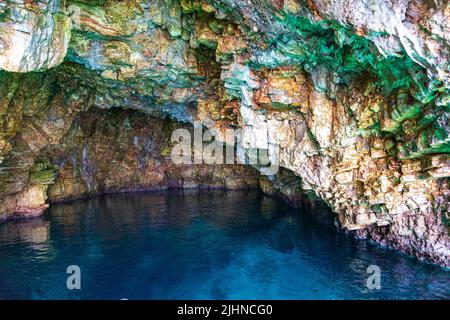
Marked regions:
[0,7,10,22]
[52,12,72,60]
[208,19,224,34]
[418,114,437,129]
[384,140,395,150]
[262,13,449,157]
[371,204,383,214]
[106,1,143,23]
[271,102,301,111]
[68,0,107,5]
[434,128,448,141]
[197,38,218,49]
[392,103,422,123]
[180,0,203,13]
[442,213,450,228]
[274,14,432,96]
[181,14,195,41]
[402,141,450,159]
[29,161,57,185]
[419,131,430,149]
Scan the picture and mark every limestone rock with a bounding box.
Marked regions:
[0,0,449,267]
[0,0,71,72]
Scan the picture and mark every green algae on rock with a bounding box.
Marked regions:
[0,0,449,267]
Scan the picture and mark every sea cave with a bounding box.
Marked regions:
[0,0,449,300]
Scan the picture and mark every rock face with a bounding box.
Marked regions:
[228,71,450,266]
[0,70,258,221]
[0,0,71,72]
[0,0,449,267]
[45,108,259,202]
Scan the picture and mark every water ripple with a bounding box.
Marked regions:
[0,190,448,300]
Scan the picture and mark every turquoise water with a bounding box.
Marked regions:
[0,190,448,300]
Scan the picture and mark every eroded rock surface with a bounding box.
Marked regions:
[0,0,71,72]
[220,67,450,266]
[45,108,259,202]
[0,0,449,266]
[0,70,257,221]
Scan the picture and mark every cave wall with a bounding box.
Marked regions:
[45,108,259,202]
[0,0,449,266]
[0,70,258,220]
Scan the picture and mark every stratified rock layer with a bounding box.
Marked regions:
[0,70,258,221]
[0,0,449,266]
[45,108,259,202]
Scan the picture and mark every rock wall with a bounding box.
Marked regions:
[216,67,450,266]
[0,0,449,266]
[45,108,259,202]
[0,70,258,221]
[0,70,90,221]
[0,0,71,72]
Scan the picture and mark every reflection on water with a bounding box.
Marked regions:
[0,218,53,255]
[0,218,49,244]
[0,190,448,300]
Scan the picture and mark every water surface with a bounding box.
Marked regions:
[0,190,448,299]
